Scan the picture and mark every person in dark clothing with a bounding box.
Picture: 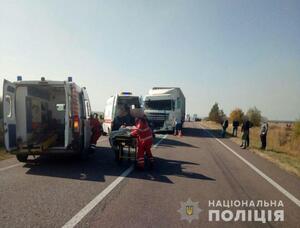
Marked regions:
[240,119,252,149]
[260,122,268,150]
[232,120,239,137]
[112,105,135,131]
[221,119,229,138]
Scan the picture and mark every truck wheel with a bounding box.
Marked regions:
[16,154,28,162]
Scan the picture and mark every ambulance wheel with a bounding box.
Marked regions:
[16,154,28,162]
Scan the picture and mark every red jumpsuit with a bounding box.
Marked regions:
[90,118,101,148]
[131,118,153,169]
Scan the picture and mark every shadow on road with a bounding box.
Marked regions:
[23,132,216,184]
[183,127,223,139]
[24,146,131,182]
[129,157,216,184]
[158,138,199,148]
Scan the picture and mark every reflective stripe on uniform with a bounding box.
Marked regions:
[137,127,150,132]
[141,135,152,142]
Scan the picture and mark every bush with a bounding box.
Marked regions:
[229,108,244,123]
[294,119,300,138]
[246,107,262,126]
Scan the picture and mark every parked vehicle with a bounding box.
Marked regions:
[144,87,185,132]
[2,76,92,162]
[103,92,141,135]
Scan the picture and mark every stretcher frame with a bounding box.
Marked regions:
[113,135,137,163]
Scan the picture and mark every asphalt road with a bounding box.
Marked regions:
[0,122,299,228]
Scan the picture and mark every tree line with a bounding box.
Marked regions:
[208,102,300,139]
[208,102,263,126]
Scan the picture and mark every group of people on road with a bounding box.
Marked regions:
[89,104,186,171]
[221,118,269,150]
[110,104,154,170]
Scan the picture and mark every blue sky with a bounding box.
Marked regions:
[0,0,299,120]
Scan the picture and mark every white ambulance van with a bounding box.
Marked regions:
[2,76,92,162]
[103,92,141,135]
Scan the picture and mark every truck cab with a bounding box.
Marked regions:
[2,77,92,162]
[144,87,185,132]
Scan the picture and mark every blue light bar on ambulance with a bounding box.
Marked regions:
[120,92,132,95]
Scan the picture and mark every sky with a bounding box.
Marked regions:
[0,0,299,120]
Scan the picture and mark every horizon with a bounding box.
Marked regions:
[1,0,300,121]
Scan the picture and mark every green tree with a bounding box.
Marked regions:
[208,103,226,123]
[208,103,220,122]
[246,107,262,126]
[229,108,244,123]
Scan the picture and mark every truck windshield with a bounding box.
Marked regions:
[144,100,174,110]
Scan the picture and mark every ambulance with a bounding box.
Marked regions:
[103,92,141,135]
[2,76,92,162]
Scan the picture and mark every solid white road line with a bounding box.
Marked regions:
[201,125,300,207]
[0,163,23,172]
[62,134,168,228]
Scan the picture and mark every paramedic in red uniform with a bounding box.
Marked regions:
[130,109,154,170]
[90,114,101,150]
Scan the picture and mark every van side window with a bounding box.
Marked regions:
[5,95,12,118]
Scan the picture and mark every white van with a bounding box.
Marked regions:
[2,77,92,162]
[103,92,141,135]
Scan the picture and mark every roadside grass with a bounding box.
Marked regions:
[0,147,12,161]
[200,121,300,177]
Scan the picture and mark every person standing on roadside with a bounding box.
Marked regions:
[174,116,183,137]
[232,119,239,137]
[221,119,229,138]
[240,118,252,149]
[260,122,268,150]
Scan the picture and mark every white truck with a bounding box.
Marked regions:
[103,92,141,135]
[2,76,92,162]
[144,87,185,132]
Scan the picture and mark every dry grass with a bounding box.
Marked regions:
[0,148,12,160]
[201,120,300,177]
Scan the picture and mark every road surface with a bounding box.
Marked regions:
[0,122,299,227]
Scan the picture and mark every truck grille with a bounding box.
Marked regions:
[145,112,169,130]
[145,112,169,121]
